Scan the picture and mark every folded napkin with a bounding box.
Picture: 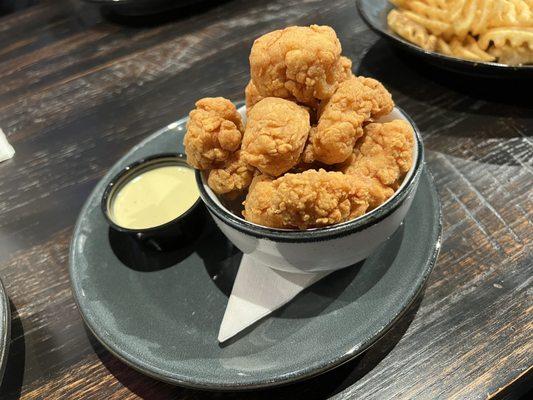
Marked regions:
[218,255,333,343]
[0,128,15,163]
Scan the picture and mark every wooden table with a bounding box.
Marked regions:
[0,0,531,398]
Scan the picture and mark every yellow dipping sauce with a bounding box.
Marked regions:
[111,165,199,230]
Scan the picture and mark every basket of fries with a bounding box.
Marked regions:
[358,0,533,76]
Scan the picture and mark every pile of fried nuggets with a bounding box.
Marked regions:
[184,25,414,230]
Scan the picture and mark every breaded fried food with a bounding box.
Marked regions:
[244,80,264,112]
[302,126,319,163]
[242,97,310,177]
[249,25,350,107]
[340,120,414,209]
[338,55,354,81]
[246,80,319,123]
[304,76,394,165]
[207,150,255,199]
[184,97,244,170]
[243,169,371,229]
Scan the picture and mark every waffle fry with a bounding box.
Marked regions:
[464,35,496,61]
[405,1,449,21]
[478,27,533,49]
[449,35,496,61]
[402,10,451,35]
[436,37,454,55]
[387,9,438,50]
[489,43,533,64]
[470,0,495,36]
[387,0,533,65]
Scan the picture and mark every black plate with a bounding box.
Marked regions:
[356,0,533,78]
[69,111,442,390]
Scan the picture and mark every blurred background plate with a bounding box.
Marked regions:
[82,0,206,16]
[0,278,10,387]
[356,0,533,78]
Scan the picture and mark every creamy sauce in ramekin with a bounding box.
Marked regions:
[111,165,199,230]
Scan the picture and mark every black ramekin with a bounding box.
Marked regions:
[101,153,205,250]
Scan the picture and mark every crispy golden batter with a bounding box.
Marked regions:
[244,80,264,112]
[243,169,371,229]
[338,55,354,82]
[289,160,329,174]
[340,120,414,209]
[207,150,255,198]
[184,97,244,170]
[246,80,320,123]
[302,126,319,164]
[249,25,349,106]
[304,76,394,165]
[182,25,407,230]
[242,97,310,177]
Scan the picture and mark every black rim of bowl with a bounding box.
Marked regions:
[101,152,201,234]
[356,0,533,73]
[196,106,424,242]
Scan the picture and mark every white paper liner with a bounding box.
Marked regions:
[218,255,332,342]
[0,128,15,162]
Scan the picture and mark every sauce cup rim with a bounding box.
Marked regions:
[101,152,202,234]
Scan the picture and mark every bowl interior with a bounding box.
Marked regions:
[199,105,421,232]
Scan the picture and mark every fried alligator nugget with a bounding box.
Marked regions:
[207,150,255,199]
[184,97,244,170]
[244,80,264,113]
[249,25,350,107]
[246,80,320,123]
[302,126,319,163]
[340,119,414,209]
[243,169,371,229]
[337,55,354,82]
[182,25,407,231]
[304,76,394,165]
[242,97,310,177]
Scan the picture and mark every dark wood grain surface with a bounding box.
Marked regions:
[0,0,531,399]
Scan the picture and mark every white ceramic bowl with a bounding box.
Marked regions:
[196,106,424,273]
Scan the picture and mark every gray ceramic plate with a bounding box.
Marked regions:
[0,277,10,387]
[69,114,442,390]
[357,0,533,78]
